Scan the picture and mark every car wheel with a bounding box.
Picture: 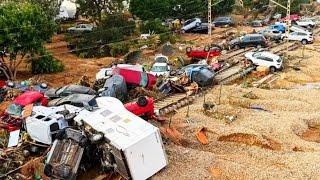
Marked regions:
[204,46,210,52]
[186,47,192,53]
[270,66,276,73]
[196,22,200,27]
[301,39,307,45]
[234,45,240,49]
[137,96,148,107]
[181,29,185,34]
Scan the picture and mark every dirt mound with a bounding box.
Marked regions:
[300,127,320,143]
[218,133,281,151]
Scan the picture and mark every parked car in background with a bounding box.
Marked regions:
[67,24,94,33]
[48,94,96,107]
[187,23,212,34]
[251,20,263,27]
[181,18,201,33]
[269,24,285,33]
[245,51,283,72]
[259,28,282,42]
[280,14,300,22]
[45,85,96,99]
[212,17,234,27]
[282,31,313,44]
[186,46,221,60]
[229,34,268,49]
[150,63,170,77]
[295,19,316,28]
[7,91,47,117]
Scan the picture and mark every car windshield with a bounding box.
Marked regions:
[151,66,168,72]
[7,103,23,116]
[155,57,168,63]
[253,52,262,58]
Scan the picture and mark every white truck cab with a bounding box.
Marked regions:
[26,105,82,144]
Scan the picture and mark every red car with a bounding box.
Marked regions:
[186,46,221,60]
[113,67,157,89]
[0,91,47,131]
[124,96,154,119]
[280,14,300,22]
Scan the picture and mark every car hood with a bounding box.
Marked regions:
[48,94,96,107]
[229,38,240,45]
[244,52,254,59]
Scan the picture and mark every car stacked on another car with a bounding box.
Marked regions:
[295,19,316,29]
[229,34,269,49]
[181,18,201,33]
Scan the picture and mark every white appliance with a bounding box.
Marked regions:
[74,97,168,180]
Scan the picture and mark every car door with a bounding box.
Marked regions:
[260,56,273,67]
[241,36,251,47]
[249,36,257,47]
[289,32,298,40]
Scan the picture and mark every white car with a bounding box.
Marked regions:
[96,68,113,80]
[67,24,94,33]
[150,62,170,77]
[282,31,313,44]
[295,19,316,28]
[290,25,312,35]
[245,51,283,72]
[181,18,201,33]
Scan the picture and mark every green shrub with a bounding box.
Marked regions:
[31,50,64,74]
[140,19,169,34]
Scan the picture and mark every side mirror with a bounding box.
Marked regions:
[83,102,93,111]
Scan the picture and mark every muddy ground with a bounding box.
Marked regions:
[152,42,320,179]
[8,25,320,179]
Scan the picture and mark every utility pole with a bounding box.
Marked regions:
[208,0,224,37]
[208,0,212,36]
[269,0,291,58]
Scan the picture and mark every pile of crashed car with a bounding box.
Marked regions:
[0,14,317,179]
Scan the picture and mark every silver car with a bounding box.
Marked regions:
[67,24,93,33]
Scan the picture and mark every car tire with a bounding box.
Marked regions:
[204,46,210,52]
[196,22,200,27]
[186,47,192,53]
[301,39,307,45]
[234,45,240,50]
[181,29,185,34]
[270,66,276,73]
[247,60,253,66]
[137,96,148,107]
